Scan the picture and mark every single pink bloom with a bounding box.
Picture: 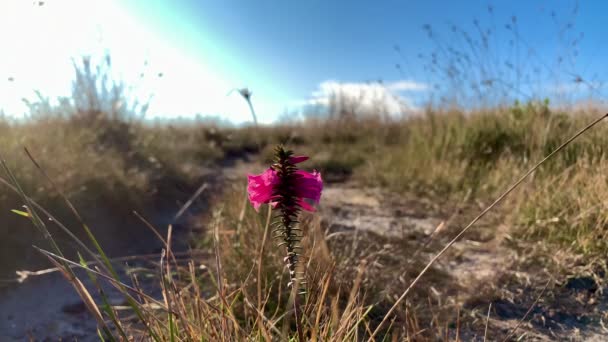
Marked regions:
[289,156,309,164]
[247,167,323,212]
[247,168,279,211]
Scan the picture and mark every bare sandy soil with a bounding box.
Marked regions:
[0,263,161,341]
[319,184,608,341]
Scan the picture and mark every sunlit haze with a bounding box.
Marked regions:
[1,0,607,123]
[0,0,275,123]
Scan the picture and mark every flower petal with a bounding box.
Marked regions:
[297,198,316,212]
[289,155,309,164]
[247,168,279,211]
[293,170,323,203]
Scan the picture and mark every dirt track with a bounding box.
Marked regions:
[319,184,608,341]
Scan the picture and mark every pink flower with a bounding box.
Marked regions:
[247,168,279,211]
[246,159,323,212]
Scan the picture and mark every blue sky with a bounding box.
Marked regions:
[0,0,606,123]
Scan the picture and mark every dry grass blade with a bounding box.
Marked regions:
[23,147,165,340]
[311,273,332,342]
[172,182,208,223]
[0,175,98,259]
[40,250,109,335]
[133,211,179,267]
[484,303,492,342]
[211,209,230,340]
[501,277,553,342]
[22,148,119,276]
[255,206,273,341]
[13,250,208,283]
[368,112,608,341]
[34,246,175,314]
[134,210,169,246]
[243,297,283,337]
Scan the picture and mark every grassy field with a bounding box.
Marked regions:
[3,92,608,340]
[1,0,606,337]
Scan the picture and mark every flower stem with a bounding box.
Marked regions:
[272,146,306,340]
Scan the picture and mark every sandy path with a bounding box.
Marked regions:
[318,184,608,341]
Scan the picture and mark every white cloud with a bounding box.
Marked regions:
[306,80,427,116]
[386,80,428,92]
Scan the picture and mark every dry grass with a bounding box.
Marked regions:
[4,57,608,340]
[5,103,608,340]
